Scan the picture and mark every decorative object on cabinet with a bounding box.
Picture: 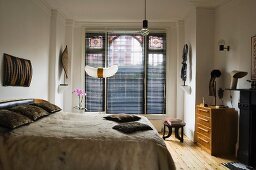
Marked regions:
[251,35,256,80]
[217,88,225,106]
[229,70,248,89]
[209,69,221,106]
[195,105,238,156]
[218,39,230,51]
[237,89,256,167]
[140,0,149,36]
[3,53,32,87]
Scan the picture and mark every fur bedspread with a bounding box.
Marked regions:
[0,112,175,170]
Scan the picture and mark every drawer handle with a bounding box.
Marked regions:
[198,127,209,132]
[198,117,209,122]
[198,108,209,112]
[198,137,209,143]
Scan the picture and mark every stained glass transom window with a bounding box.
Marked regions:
[149,36,164,50]
[89,36,103,49]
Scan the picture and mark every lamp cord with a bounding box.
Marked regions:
[144,0,147,20]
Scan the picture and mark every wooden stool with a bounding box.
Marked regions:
[163,119,186,143]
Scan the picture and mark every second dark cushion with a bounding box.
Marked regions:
[112,122,153,134]
[10,105,48,121]
[104,114,141,123]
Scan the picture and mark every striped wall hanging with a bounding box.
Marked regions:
[3,53,32,87]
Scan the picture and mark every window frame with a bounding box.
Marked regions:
[85,31,167,114]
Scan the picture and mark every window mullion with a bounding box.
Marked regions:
[144,36,147,114]
[104,32,108,113]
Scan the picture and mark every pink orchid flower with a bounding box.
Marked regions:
[72,88,86,97]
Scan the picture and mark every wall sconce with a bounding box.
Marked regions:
[218,39,230,51]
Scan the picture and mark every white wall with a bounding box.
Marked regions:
[214,0,255,108]
[48,9,66,108]
[0,0,51,100]
[70,25,84,111]
[184,8,197,140]
[63,19,75,112]
[176,21,185,120]
[196,8,215,106]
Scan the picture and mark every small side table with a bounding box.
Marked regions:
[163,119,186,143]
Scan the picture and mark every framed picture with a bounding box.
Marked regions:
[251,35,256,80]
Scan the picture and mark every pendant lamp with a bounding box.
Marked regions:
[85,65,118,78]
[140,0,149,36]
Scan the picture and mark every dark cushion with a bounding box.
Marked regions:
[104,114,141,123]
[112,122,153,134]
[10,105,48,121]
[34,101,61,113]
[0,109,33,129]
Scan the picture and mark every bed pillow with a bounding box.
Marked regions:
[104,114,141,123]
[34,101,61,113]
[10,105,48,121]
[0,109,33,129]
[112,122,153,134]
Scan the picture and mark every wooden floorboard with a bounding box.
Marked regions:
[162,135,236,170]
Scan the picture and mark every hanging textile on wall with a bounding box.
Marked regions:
[181,44,188,86]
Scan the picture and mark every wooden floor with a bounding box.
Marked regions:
[163,135,236,169]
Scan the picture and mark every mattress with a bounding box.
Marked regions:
[0,112,175,170]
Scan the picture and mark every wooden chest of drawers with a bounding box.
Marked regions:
[195,106,238,156]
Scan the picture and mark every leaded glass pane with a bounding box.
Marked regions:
[149,36,164,50]
[147,53,165,114]
[85,53,105,112]
[107,34,144,114]
[85,33,105,111]
[88,36,103,49]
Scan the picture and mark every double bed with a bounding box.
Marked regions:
[0,99,175,170]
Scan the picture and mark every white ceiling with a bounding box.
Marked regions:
[43,0,230,22]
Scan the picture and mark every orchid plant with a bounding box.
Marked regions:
[72,88,87,110]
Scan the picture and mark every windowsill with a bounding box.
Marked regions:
[141,114,166,120]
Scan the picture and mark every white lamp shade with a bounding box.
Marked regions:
[85,65,118,78]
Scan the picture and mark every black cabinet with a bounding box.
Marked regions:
[238,90,256,167]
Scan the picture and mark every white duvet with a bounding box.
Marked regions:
[0,112,175,170]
